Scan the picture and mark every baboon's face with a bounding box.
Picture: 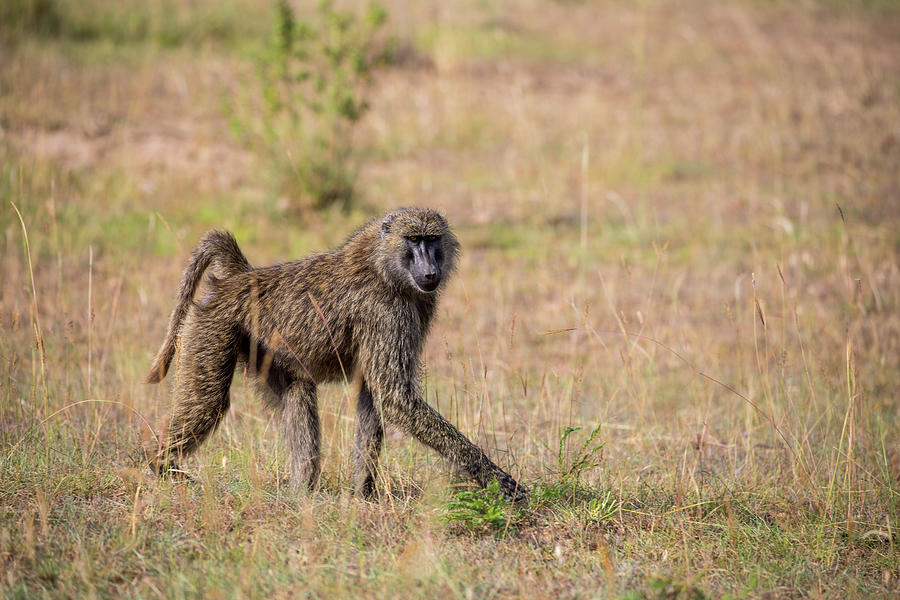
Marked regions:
[404,234,444,292]
[378,208,459,294]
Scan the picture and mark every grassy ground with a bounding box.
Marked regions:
[2,0,899,597]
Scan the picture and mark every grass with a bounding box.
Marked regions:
[2,0,900,598]
[0,0,268,46]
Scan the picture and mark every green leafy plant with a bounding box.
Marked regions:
[583,489,620,522]
[557,423,605,479]
[442,479,517,536]
[230,0,390,211]
[531,424,607,507]
[619,577,709,600]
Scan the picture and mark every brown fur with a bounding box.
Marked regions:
[146,208,526,500]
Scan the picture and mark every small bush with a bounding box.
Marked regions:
[230,0,391,212]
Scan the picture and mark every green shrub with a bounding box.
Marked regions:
[231,0,391,212]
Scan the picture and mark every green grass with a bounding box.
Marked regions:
[0,0,269,46]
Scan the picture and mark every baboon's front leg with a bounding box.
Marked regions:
[354,382,384,498]
[280,380,321,490]
[361,329,527,501]
[386,396,527,502]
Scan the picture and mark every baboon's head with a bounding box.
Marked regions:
[377,207,460,294]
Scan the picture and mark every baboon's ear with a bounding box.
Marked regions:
[380,212,397,239]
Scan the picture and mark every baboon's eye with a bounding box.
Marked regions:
[426,235,438,242]
[408,236,420,243]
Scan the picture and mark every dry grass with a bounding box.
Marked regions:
[1,0,899,597]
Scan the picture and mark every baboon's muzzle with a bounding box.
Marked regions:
[409,241,441,292]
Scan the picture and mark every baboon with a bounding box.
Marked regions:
[146,207,526,501]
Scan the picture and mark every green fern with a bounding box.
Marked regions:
[442,479,516,536]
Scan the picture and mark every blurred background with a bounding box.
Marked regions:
[1,0,899,597]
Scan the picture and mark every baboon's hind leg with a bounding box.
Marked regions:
[281,380,321,490]
[354,382,384,498]
[154,312,240,476]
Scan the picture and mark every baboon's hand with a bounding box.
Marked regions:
[497,472,528,503]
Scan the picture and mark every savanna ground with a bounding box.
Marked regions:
[2,0,899,597]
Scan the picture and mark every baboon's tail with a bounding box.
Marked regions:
[145,230,251,383]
